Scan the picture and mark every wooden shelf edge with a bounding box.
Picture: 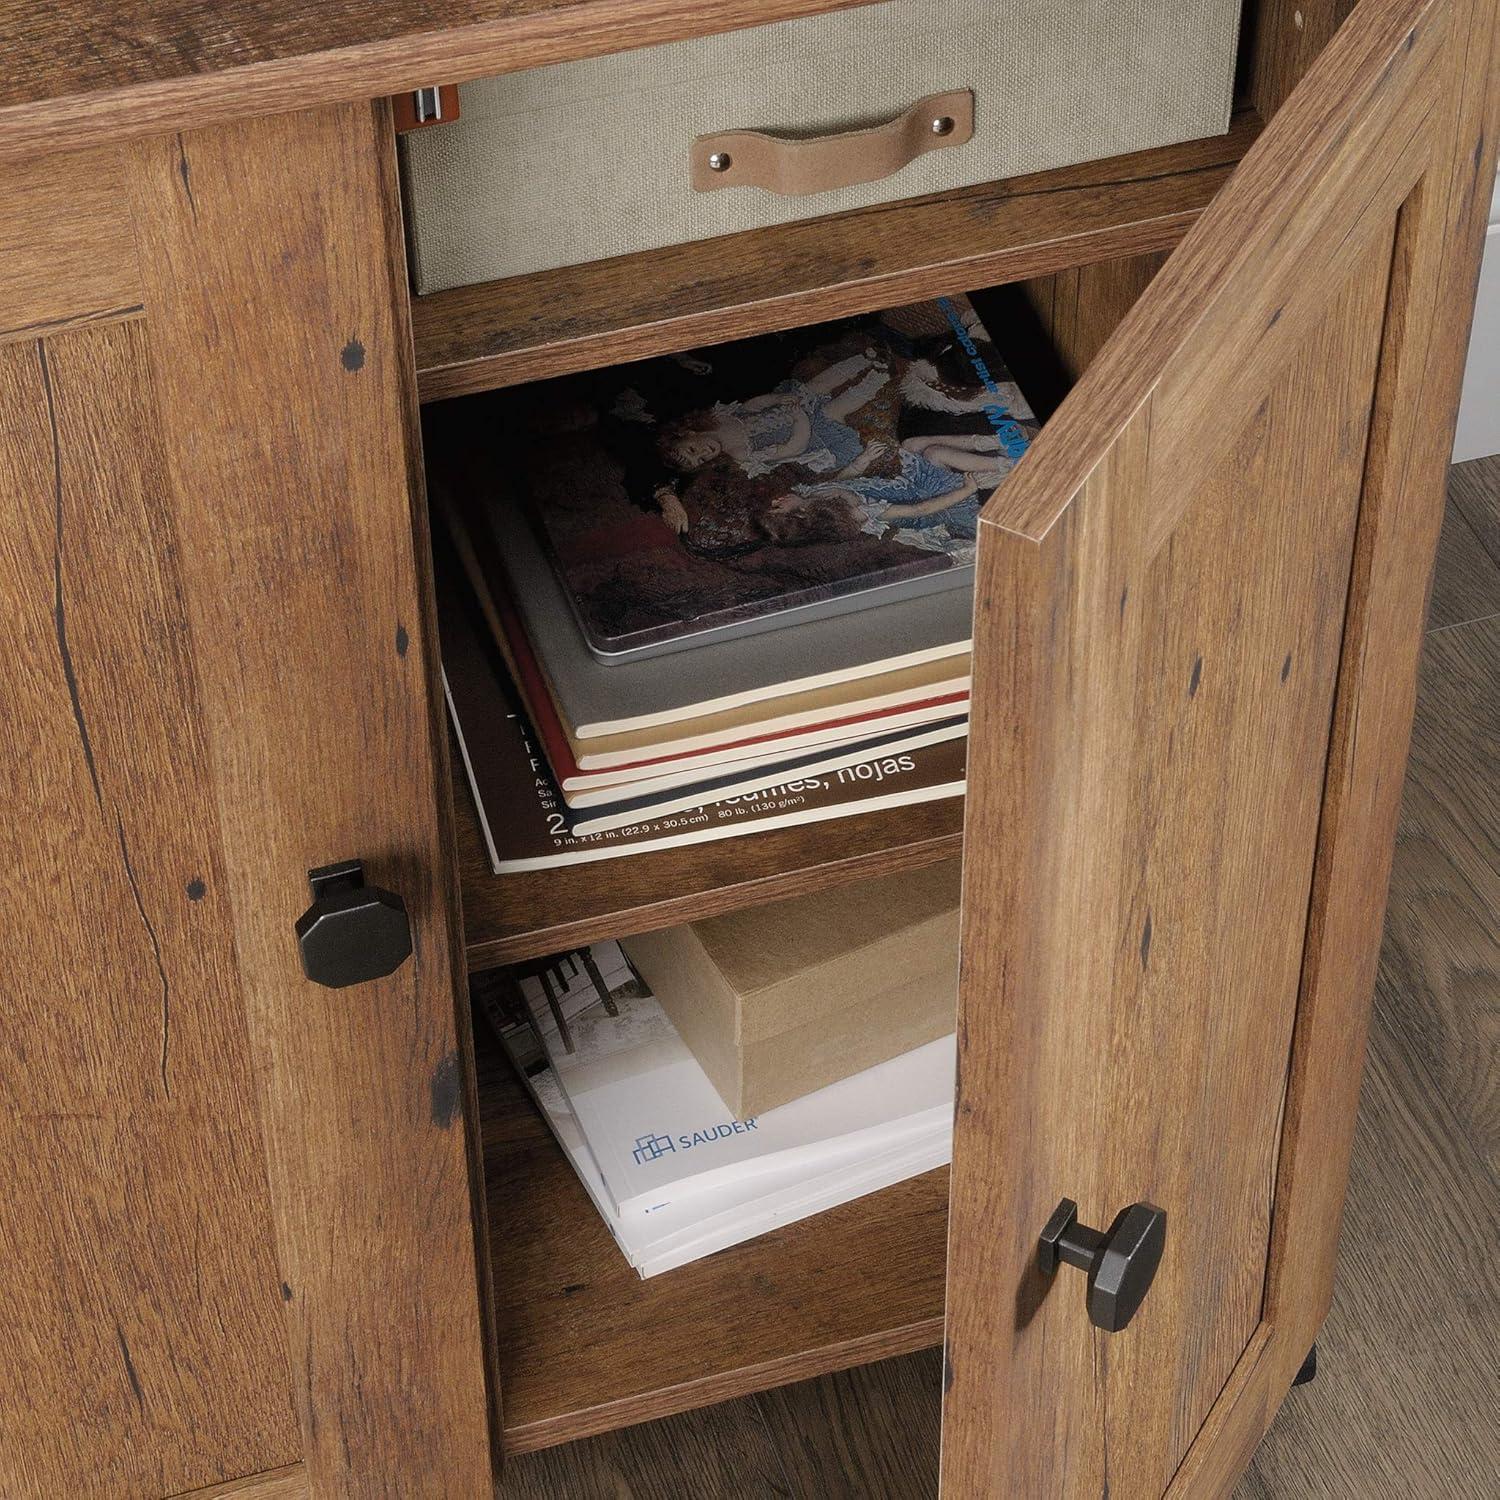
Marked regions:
[414,113,1262,403]
[503,1312,946,1456]
[458,776,964,971]
[416,213,1194,403]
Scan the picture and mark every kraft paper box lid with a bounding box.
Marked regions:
[623,858,961,1116]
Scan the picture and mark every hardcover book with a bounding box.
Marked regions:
[460,294,1036,662]
[444,498,970,784]
[440,585,966,872]
[444,483,973,741]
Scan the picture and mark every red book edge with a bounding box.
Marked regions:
[487,562,969,785]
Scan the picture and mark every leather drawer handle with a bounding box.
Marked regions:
[691,88,974,197]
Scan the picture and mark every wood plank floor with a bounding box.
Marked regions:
[497,456,1500,1498]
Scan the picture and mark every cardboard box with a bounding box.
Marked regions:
[622,859,961,1117]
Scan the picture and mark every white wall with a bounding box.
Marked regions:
[1453,170,1500,462]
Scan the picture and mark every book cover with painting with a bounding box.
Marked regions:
[474,295,1037,661]
[438,580,966,872]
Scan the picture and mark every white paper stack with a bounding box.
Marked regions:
[486,940,954,1278]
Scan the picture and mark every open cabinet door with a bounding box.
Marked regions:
[941,0,1498,1495]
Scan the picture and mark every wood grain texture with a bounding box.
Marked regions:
[1246,0,1357,116]
[982,1,1444,550]
[1258,0,1499,1405]
[1016,251,1170,387]
[0,0,883,164]
[1163,1330,1278,1500]
[380,95,511,1495]
[412,117,1258,402]
[946,239,1392,1496]
[0,325,299,1496]
[1447,452,1500,584]
[476,1026,946,1454]
[1241,910,1500,1494]
[491,1392,794,1499]
[123,104,498,1494]
[941,0,1478,1490]
[458,764,962,969]
[0,146,141,344]
[753,1346,943,1498]
[492,1349,946,1499]
[172,1465,308,1500]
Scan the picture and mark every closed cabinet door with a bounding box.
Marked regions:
[0,104,498,1496]
[941,0,1497,1494]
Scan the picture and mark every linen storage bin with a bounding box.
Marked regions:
[399,0,1243,293]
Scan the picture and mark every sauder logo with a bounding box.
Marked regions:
[631,1120,759,1165]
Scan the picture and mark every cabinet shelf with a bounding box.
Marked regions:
[456,762,962,971]
[412,111,1262,403]
[477,1029,948,1454]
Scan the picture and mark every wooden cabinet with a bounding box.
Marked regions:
[0,0,1493,1495]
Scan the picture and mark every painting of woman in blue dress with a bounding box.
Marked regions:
[763,431,1020,552]
[654,350,892,494]
[505,293,1039,658]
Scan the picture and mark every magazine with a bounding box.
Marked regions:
[506,941,955,1214]
[442,595,967,872]
[467,294,1037,661]
[565,717,968,835]
[479,975,952,1278]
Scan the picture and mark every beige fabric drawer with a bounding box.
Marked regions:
[400,0,1242,293]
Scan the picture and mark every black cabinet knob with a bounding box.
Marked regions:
[295,860,413,989]
[1038,1197,1166,1333]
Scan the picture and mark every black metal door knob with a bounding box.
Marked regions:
[295,860,413,989]
[1038,1197,1166,1333]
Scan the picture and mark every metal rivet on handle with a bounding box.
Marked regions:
[931,115,955,136]
[708,151,733,172]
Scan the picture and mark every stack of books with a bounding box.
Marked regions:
[478,940,955,1278]
[435,293,1038,870]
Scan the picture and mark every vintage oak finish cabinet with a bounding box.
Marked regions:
[0,0,1493,1495]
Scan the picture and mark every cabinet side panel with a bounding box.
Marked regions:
[1246,1,1358,118]
[124,103,499,1493]
[1017,251,1171,388]
[0,324,299,1496]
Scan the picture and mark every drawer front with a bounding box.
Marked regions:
[400,0,1242,291]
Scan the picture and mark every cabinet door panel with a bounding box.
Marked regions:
[0,322,298,1496]
[1,104,501,1495]
[942,0,1498,1493]
[121,103,500,1495]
